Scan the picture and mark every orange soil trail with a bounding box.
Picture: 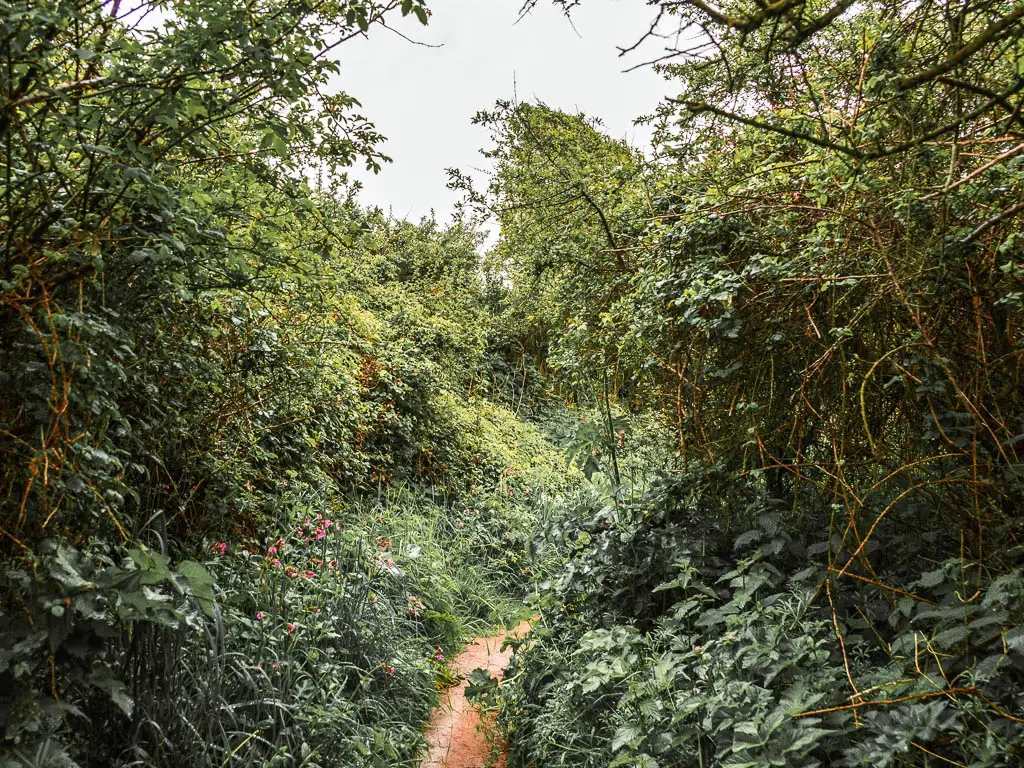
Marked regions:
[419,620,531,768]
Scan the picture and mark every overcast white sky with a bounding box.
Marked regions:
[334,0,669,228]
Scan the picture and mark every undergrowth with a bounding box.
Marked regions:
[502,468,1024,768]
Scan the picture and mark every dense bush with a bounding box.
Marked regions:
[505,471,1024,768]
[5,0,1024,765]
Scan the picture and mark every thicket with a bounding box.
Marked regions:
[478,0,1024,765]
[5,0,1024,766]
[0,2,572,766]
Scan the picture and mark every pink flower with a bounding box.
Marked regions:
[287,623,296,634]
[385,665,395,676]
[212,541,227,555]
[458,521,464,527]
[268,546,277,554]
[256,612,264,620]
[303,571,315,579]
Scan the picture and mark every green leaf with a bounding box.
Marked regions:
[89,670,134,717]
[1005,626,1024,654]
[177,560,217,618]
[611,723,642,751]
[916,568,947,589]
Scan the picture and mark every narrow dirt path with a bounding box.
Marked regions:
[419,620,531,768]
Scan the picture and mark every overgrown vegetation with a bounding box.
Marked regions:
[4,0,1024,766]
[477,0,1024,766]
[0,2,572,765]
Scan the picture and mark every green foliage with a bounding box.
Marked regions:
[462,3,1024,762]
[6,0,1024,765]
[1,541,213,760]
[0,2,583,764]
[504,472,1024,767]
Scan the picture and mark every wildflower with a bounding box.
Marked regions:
[212,542,227,555]
[303,571,315,579]
[458,521,464,527]
[272,559,281,568]
[268,546,277,554]
[287,623,296,634]
[385,665,395,676]
[407,594,424,617]
[591,450,598,456]
[695,645,703,653]
[256,612,264,621]
[273,663,279,669]
[327,558,338,568]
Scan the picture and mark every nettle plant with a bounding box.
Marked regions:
[504,470,1024,768]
